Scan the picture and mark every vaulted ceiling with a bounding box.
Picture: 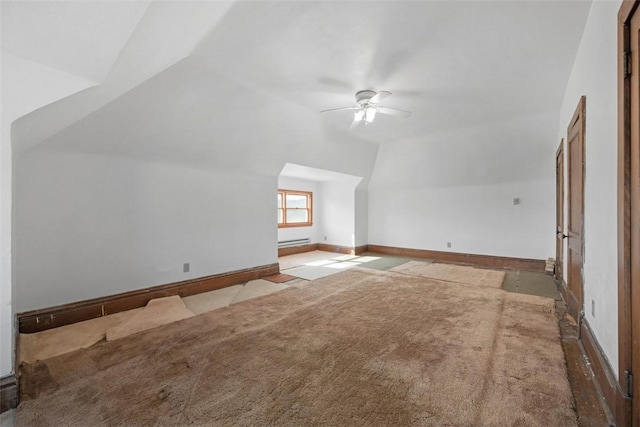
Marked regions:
[3,1,591,179]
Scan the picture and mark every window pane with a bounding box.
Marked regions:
[278,209,283,224]
[286,209,308,223]
[277,193,283,208]
[286,194,307,208]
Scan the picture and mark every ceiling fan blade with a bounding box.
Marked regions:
[369,90,392,104]
[377,106,412,118]
[320,106,358,114]
[348,114,363,131]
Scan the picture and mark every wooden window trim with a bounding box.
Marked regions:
[278,189,313,228]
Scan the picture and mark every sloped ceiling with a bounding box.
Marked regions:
[5,1,591,176]
[2,1,150,83]
[280,163,362,183]
[3,0,235,151]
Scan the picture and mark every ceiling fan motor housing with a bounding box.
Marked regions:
[355,90,377,106]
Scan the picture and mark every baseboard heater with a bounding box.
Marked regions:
[278,238,311,249]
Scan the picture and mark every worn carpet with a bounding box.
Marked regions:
[16,268,575,426]
[389,261,506,288]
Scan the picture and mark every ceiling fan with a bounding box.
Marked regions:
[320,89,411,130]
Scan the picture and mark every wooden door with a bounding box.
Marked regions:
[619,2,640,424]
[565,97,585,322]
[556,141,564,282]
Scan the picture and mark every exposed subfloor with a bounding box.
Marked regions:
[0,409,13,427]
[505,269,608,426]
[556,301,610,427]
[12,250,609,426]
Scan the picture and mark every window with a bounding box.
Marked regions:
[278,189,312,228]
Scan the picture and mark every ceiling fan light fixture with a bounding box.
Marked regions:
[320,89,411,130]
[365,107,376,123]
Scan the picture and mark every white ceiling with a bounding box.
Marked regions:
[3,1,592,176]
[280,163,362,183]
[1,1,151,83]
[189,1,590,142]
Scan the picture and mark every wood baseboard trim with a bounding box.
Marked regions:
[278,244,368,257]
[580,319,631,427]
[367,245,546,271]
[18,263,280,334]
[560,281,582,323]
[317,243,353,254]
[278,244,319,257]
[317,243,369,255]
[354,245,369,255]
[0,374,18,413]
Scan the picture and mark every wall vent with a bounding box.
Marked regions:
[278,238,311,249]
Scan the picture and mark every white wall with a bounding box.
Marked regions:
[277,177,322,244]
[0,53,96,378]
[15,149,276,312]
[368,110,559,260]
[320,179,361,248]
[354,186,368,247]
[556,0,620,377]
[369,179,553,259]
[10,60,380,318]
[10,66,379,332]
[277,174,363,249]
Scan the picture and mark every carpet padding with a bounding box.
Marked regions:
[105,295,195,341]
[18,309,143,363]
[16,268,575,426]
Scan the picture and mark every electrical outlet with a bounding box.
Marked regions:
[183,263,190,273]
[591,299,595,317]
[324,236,327,241]
[513,198,520,205]
[447,242,452,248]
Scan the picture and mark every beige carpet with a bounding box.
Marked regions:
[16,268,575,426]
[390,261,506,288]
